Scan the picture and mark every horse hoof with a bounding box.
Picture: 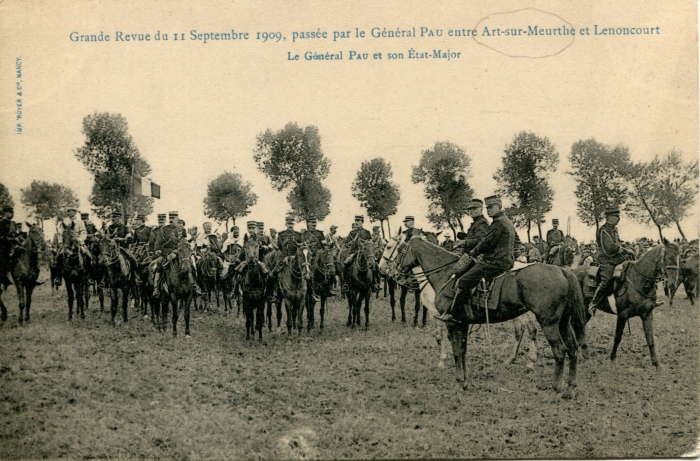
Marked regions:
[561,387,576,400]
[185,335,191,340]
[437,361,445,369]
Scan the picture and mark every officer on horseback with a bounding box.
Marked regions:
[105,211,130,247]
[81,212,98,236]
[148,213,167,254]
[401,216,415,241]
[0,205,17,291]
[437,195,516,324]
[462,199,489,254]
[302,215,327,302]
[588,207,636,315]
[152,211,204,297]
[546,219,565,264]
[273,216,304,275]
[344,215,380,293]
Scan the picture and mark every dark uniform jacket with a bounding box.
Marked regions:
[441,239,455,251]
[0,217,13,259]
[546,229,565,246]
[106,223,129,247]
[132,225,153,246]
[597,223,626,266]
[463,215,489,254]
[84,222,98,235]
[277,230,304,257]
[303,229,326,252]
[470,211,516,271]
[148,225,164,253]
[402,227,415,241]
[154,224,182,255]
[347,227,372,252]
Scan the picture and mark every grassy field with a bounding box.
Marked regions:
[1,271,698,460]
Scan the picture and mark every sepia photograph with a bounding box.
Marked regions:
[0,0,698,459]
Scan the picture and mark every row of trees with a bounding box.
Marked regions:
[201,123,697,241]
[0,181,79,228]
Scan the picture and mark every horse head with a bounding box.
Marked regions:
[26,223,46,254]
[314,247,336,277]
[61,228,80,257]
[98,236,120,266]
[378,230,406,275]
[298,243,311,280]
[176,240,193,277]
[398,235,421,274]
[359,240,378,271]
[243,238,259,262]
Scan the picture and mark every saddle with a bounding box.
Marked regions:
[582,263,627,298]
[470,262,536,310]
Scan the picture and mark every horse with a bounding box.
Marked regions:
[307,246,336,330]
[158,240,194,337]
[679,252,698,305]
[130,242,153,319]
[378,228,449,368]
[277,244,310,336]
[264,249,284,330]
[574,240,680,368]
[549,242,575,267]
[0,223,46,323]
[398,233,586,395]
[196,247,221,311]
[98,236,134,326]
[240,237,268,340]
[344,239,377,329]
[85,234,105,312]
[220,246,242,316]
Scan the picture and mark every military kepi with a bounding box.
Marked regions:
[2,206,13,213]
[403,216,414,222]
[605,206,620,216]
[467,198,483,209]
[306,215,317,223]
[285,215,295,223]
[111,210,122,218]
[157,213,166,221]
[354,215,364,221]
[247,220,257,227]
[168,211,178,218]
[484,195,502,207]
[552,218,559,224]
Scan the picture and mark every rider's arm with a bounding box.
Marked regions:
[600,228,621,256]
[470,220,503,256]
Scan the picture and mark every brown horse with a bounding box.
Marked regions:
[345,239,377,329]
[160,241,194,337]
[264,249,284,330]
[1,223,46,323]
[241,237,267,340]
[98,236,133,326]
[59,228,88,321]
[679,252,698,305]
[398,234,586,396]
[575,240,680,368]
[307,246,336,330]
[278,245,310,336]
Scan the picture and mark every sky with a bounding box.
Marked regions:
[1,0,698,243]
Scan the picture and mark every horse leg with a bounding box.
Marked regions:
[399,286,407,324]
[276,292,283,328]
[172,298,178,337]
[388,279,396,322]
[0,294,6,322]
[25,284,35,322]
[307,291,315,331]
[266,299,272,331]
[160,298,168,333]
[245,300,252,340]
[540,323,567,392]
[297,298,304,335]
[184,294,191,338]
[415,292,422,328]
[640,312,660,368]
[15,283,25,324]
[346,290,354,327]
[285,297,293,336]
[66,282,74,321]
[508,323,524,365]
[256,301,264,340]
[559,319,579,397]
[98,285,105,312]
[610,315,627,363]
[122,287,128,323]
[447,324,469,389]
[319,295,325,330]
[437,322,448,369]
[109,287,118,326]
[364,289,370,329]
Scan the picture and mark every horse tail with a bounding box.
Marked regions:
[561,267,587,348]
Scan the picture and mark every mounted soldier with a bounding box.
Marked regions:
[437,195,516,324]
[268,228,279,251]
[196,222,222,254]
[344,215,380,293]
[81,212,98,236]
[152,212,203,297]
[234,221,270,273]
[401,216,416,241]
[0,205,19,291]
[302,215,326,301]
[105,211,130,247]
[462,199,489,255]
[273,216,304,275]
[546,219,565,264]
[148,213,167,254]
[588,207,637,315]
[221,225,242,258]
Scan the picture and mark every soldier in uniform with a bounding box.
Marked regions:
[273,216,304,274]
[327,225,341,253]
[588,207,637,315]
[401,216,416,241]
[546,219,565,264]
[196,222,221,254]
[268,228,279,251]
[221,225,242,257]
[0,205,17,292]
[462,199,489,255]
[105,211,130,247]
[148,214,167,254]
[152,211,203,296]
[344,215,380,292]
[81,212,98,236]
[437,195,516,324]
[64,207,88,244]
[131,214,152,248]
[302,215,327,301]
[441,234,455,251]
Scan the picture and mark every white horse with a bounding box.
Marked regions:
[378,228,449,368]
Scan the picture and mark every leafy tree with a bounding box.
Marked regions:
[655,150,699,240]
[253,122,332,219]
[203,172,258,230]
[411,141,473,236]
[287,177,331,222]
[0,183,14,209]
[351,158,400,237]
[74,112,153,224]
[20,181,79,226]
[625,158,672,239]
[494,131,559,242]
[569,139,631,231]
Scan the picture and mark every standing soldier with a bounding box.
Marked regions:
[588,207,636,315]
[437,196,516,324]
[546,219,565,264]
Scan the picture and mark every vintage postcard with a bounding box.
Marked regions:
[0,0,698,459]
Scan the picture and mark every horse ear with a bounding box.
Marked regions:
[396,226,402,237]
[435,231,442,237]
[662,237,670,246]
[25,221,33,229]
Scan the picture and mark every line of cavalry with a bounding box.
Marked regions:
[0,199,698,396]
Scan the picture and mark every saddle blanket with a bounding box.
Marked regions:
[476,262,535,310]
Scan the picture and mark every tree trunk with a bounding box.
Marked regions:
[456,217,464,232]
[386,217,392,237]
[536,221,543,240]
[448,222,456,239]
[526,219,531,243]
[121,202,127,226]
[674,219,686,241]
[380,219,386,238]
[225,219,229,232]
[594,218,599,233]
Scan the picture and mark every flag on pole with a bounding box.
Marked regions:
[133,176,161,199]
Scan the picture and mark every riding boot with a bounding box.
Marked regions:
[588,283,607,316]
[152,272,161,297]
[436,288,472,324]
[372,270,381,293]
[309,283,320,302]
[189,272,204,296]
